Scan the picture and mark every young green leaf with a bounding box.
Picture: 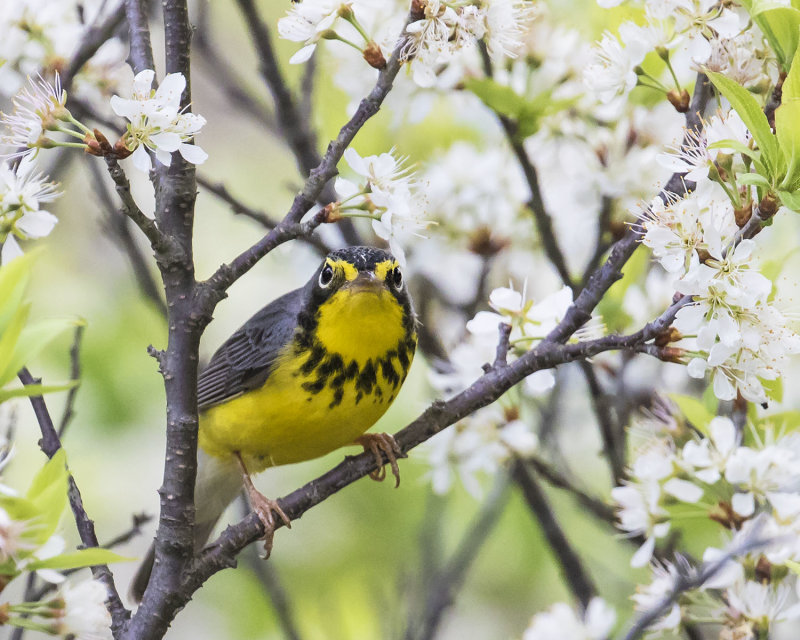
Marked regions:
[707,71,780,180]
[27,548,134,571]
[26,449,68,543]
[750,6,800,70]
[0,381,78,403]
[667,393,714,435]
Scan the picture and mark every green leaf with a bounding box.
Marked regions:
[708,139,760,161]
[778,188,800,210]
[756,410,800,431]
[751,7,800,70]
[0,380,78,403]
[0,302,31,387]
[0,317,81,386]
[668,393,714,435]
[463,78,575,140]
[776,101,800,189]
[762,377,783,402]
[26,449,68,543]
[707,71,780,179]
[27,548,134,571]
[0,251,37,333]
[736,172,773,188]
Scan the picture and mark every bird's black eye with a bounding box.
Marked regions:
[392,267,403,289]
[319,264,334,288]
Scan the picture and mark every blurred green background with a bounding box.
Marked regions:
[0,1,662,638]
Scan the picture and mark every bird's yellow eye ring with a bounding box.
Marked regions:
[319,264,334,288]
[391,267,403,290]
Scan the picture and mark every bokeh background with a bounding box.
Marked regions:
[6,0,800,638]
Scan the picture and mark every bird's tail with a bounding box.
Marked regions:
[129,450,242,603]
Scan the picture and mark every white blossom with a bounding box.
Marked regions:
[111,69,207,173]
[278,0,348,64]
[52,579,113,640]
[0,159,61,263]
[523,597,616,640]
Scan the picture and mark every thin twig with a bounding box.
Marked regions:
[621,534,771,640]
[527,456,615,524]
[63,2,127,90]
[477,41,573,291]
[196,21,412,313]
[238,497,303,640]
[195,175,332,256]
[579,361,625,485]
[407,475,510,640]
[103,157,179,262]
[17,368,129,634]
[57,325,85,438]
[511,460,596,608]
[88,160,168,316]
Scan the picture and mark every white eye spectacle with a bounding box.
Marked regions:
[319,264,334,288]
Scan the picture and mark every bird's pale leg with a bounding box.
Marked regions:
[355,433,404,488]
[234,452,291,558]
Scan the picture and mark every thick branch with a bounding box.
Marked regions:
[17,369,129,635]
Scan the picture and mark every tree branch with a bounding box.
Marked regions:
[511,460,596,609]
[123,0,155,74]
[195,174,331,255]
[407,475,510,640]
[17,368,129,635]
[57,325,85,438]
[103,157,180,263]
[196,21,412,314]
[527,456,615,524]
[63,2,127,90]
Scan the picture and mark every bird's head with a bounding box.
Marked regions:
[302,246,416,359]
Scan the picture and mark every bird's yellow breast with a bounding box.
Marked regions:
[198,287,415,472]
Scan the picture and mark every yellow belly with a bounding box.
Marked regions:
[198,355,395,471]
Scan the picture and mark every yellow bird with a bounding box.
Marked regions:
[131,246,417,601]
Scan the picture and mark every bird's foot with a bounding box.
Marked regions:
[355,432,404,488]
[235,451,291,559]
[247,489,291,559]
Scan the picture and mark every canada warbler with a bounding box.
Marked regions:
[131,246,417,602]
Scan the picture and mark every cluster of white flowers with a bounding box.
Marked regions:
[522,597,616,640]
[111,69,208,173]
[425,283,598,496]
[640,109,800,402]
[278,0,535,86]
[613,408,800,637]
[0,158,60,264]
[401,0,536,86]
[585,0,770,105]
[334,147,429,266]
[0,0,128,100]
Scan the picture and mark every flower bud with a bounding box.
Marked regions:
[758,192,779,219]
[666,88,690,113]
[363,42,386,69]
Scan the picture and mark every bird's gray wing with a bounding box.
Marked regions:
[197,288,304,411]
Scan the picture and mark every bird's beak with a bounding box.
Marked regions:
[343,271,383,294]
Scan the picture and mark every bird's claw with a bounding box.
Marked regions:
[356,432,404,488]
[248,491,291,559]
